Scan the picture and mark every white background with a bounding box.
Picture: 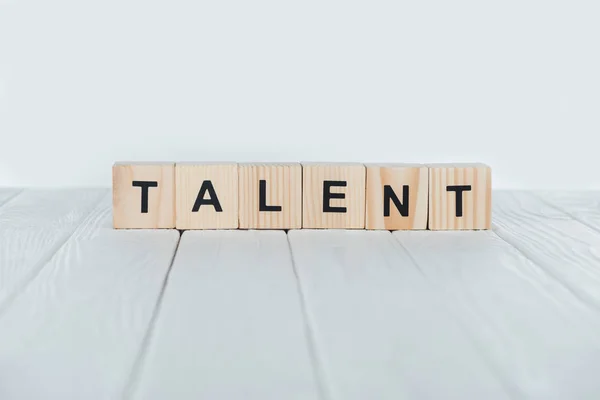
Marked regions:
[0,0,598,189]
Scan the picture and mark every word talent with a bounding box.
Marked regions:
[112,162,492,231]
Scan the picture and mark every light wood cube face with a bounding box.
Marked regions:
[112,162,175,229]
[176,163,238,230]
[365,164,428,230]
[428,163,491,230]
[238,163,302,229]
[302,163,366,229]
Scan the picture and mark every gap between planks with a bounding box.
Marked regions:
[286,230,512,399]
[489,193,600,314]
[390,229,600,399]
[490,228,600,315]
[527,191,600,236]
[129,230,321,400]
[286,235,332,400]
[0,192,181,399]
[491,190,600,315]
[389,232,521,399]
[122,233,182,399]
[0,190,108,318]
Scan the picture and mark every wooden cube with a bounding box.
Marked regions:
[365,163,428,230]
[302,163,366,229]
[238,163,302,229]
[176,163,238,230]
[112,162,175,229]
[428,163,492,230]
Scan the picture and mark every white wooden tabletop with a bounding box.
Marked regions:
[1,189,599,400]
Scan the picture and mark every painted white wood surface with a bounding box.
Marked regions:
[532,190,600,231]
[0,194,180,399]
[131,230,320,400]
[394,230,600,400]
[0,189,599,400]
[0,188,22,206]
[0,188,106,312]
[288,230,510,400]
[492,191,600,312]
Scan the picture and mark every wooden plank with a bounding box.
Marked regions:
[0,188,106,310]
[531,190,600,231]
[288,230,510,400]
[492,190,600,311]
[0,194,180,399]
[394,229,600,399]
[131,230,320,400]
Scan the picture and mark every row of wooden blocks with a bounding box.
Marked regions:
[112,162,491,230]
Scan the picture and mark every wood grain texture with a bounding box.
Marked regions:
[0,189,106,311]
[175,163,238,229]
[131,231,320,400]
[492,191,600,312]
[3,188,600,399]
[238,163,302,229]
[288,230,510,400]
[394,230,600,399]
[302,163,366,229]
[0,194,180,399]
[532,190,600,231]
[428,163,491,230]
[365,164,428,230]
[112,162,175,229]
